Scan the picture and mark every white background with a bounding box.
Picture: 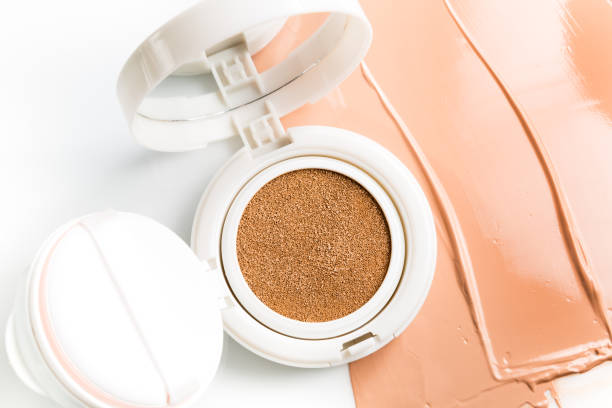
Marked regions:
[0,1,611,407]
[0,1,354,407]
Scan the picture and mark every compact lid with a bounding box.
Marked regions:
[117,0,372,152]
[32,211,222,408]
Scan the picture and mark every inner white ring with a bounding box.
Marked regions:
[220,156,406,340]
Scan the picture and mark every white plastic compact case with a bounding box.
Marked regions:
[5,1,437,407]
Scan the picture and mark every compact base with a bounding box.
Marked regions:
[192,125,437,367]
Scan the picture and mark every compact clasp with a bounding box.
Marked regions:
[203,41,291,156]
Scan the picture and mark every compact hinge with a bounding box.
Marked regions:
[233,100,290,155]
[203,41,264,107]
[342,332,378,357]
[203,41,291,155]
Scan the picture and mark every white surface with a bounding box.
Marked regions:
[0,1,609,407]
[555,362,612,407]
[0,1,354,407]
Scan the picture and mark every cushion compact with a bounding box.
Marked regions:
[5,1,436,407]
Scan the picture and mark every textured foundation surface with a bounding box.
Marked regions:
[236,169,391,322]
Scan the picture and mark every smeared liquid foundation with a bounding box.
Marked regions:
[445,0,612,383]
[253,2,612,407]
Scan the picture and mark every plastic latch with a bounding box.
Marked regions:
[203,41,291,155]
[341,332,378,357]
[233,100,291,155]
[201,257,234,310]
[203,42,264,107]
[202,258,218,272]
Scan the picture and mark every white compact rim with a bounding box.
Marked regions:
[221,156,405,340]
[116,0,372,152]
[192,126,437,367]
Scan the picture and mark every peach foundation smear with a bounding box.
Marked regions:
[250,0,612,408]
[351,1,612,407]
[254,0,612,407]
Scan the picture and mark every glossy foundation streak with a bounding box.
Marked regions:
[253,1,612,406]
[359,60,499,380]
[444,0,612,383]
[346,0,612,406]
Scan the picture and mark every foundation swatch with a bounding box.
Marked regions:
[253,1,612,406]
[444,0,612,335]
[438,0,612,383]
